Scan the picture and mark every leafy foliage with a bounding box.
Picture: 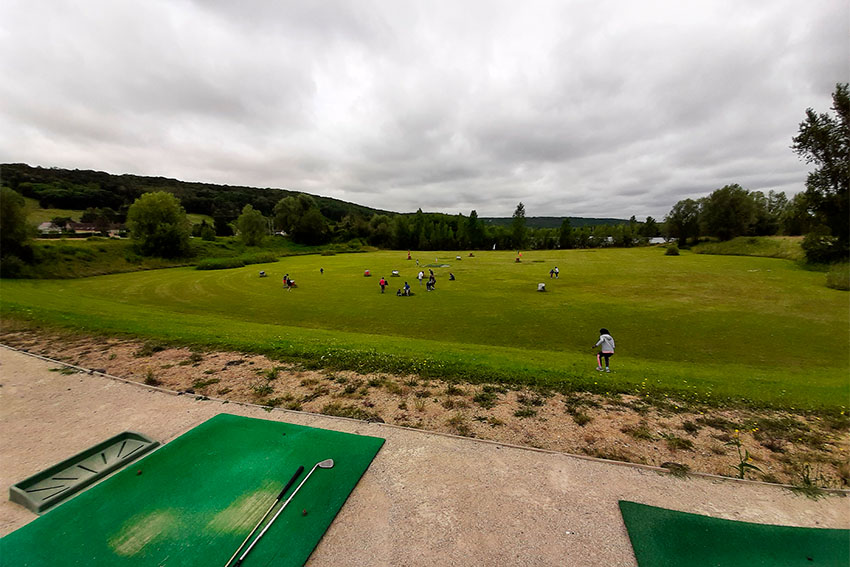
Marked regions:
[792,83,850,262]
[126,192,191,258]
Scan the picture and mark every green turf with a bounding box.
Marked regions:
[1,248,848,409]
[619,500,850,566]
[0,414,384,566]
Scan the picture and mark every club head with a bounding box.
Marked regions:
[318,459,334,469]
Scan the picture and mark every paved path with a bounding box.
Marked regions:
[1,346,847,566]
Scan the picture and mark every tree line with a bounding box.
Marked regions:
[665,83,848,263]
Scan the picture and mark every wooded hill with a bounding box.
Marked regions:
[2,163,624,228]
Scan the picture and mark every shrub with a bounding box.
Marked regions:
[826,262,849,291]
[665,245,680,256]
[196,257,246,270]
[242,253,278,265]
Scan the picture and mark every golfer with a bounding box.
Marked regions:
[591,328,615,372]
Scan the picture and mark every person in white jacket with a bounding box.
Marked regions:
[591,328,615,372]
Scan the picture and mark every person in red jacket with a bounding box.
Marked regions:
[379,277,387,293]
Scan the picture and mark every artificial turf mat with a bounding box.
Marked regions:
[619,500,850,567]
[1,414,384,566]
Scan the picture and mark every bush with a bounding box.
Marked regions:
[241,253,278,265]
[802,225,841,264]
[196,257,246,270]
[826,262,850,291]
[665,245,680,256]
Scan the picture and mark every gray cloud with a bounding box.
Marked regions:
[1,0,846,219]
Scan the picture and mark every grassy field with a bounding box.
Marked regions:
[1,247,847,410]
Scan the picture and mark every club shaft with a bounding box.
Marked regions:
[236,463,321,565]
[224,465,304,567]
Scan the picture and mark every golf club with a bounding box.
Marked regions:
[235,458,334,566]
[223,465,304,567]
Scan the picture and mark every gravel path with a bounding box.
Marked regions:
[1,345,847,566]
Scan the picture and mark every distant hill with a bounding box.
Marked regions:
[2,163,627,229]
[0,163,390,222]
[480,216,628,228]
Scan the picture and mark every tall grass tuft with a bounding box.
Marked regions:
[825,262,849,291]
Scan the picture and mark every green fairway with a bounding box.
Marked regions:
[1,248,847,409]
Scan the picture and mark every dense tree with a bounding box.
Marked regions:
[126,191,191,258]
[0,187,30,255]
[511,202,528,249]
[781,192,814,236]
[291,207,329,245]
[236,204,268,246]
[792,82,850,260]
[466,210,485,249]
[558,218,574,249]
[700,184,757,240]
[273,194,317,234]
[664,198,700,247]
[639,216,659,238]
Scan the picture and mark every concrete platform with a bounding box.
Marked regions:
[1,345,847,566]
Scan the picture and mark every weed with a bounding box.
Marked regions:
[320,403,383,422]
[414,398,427,412]
[108,353,117,360]
[367,378,384,388]
[447,413,471,436]
[514,407,538,418]
[790,464,827,499]
[622,421,656,441]
[343,380,363,395]
[398,401,407,410]
[487,417,505,427]
[681,420,700,435]
[300,378,319,387]
[143,369,160,386]
[384,381,406,396]
[474,386,504,409]
[662,434,694,451]
[251,382,274,397]
[203,369,216,375]
[192,378,221,389]
[414,389,431,398]
[265,397,284,408]
[263,366,283,380]
[187,352,204,363]
[759,437,786,453]
[404,378,419,387]
[49,367,77,375]
[135,342,167,358]
[697,415,739,432]
[442,398,456,410]
[217,387,232,395]
[445,384,465,396]
[725,436,762,479]
[572,412,592,426]
[517,394,546,407]
[285,400,303,411]
[660,462,690,477]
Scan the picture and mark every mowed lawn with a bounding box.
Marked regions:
[1,248,847,410]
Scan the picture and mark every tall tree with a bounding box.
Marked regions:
[466,210,485,249]
[236,204,267,246]
[665,198,700,247]
[0,187,30,255]
[126,191,191,258]
[792,82,850,260]
[511,202,528,249]
[558,218,574,249]
[700,184,756,240]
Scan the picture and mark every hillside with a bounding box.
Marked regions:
[0,163,389,223]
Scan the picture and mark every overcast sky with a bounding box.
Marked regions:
[1,1,847,218]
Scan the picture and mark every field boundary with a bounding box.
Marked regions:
[5,342,847,496]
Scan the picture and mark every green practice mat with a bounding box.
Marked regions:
[1,414,385,566]
[619,500,850,566]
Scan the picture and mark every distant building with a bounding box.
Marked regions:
[37,222,63,235]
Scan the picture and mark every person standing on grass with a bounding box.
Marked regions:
[379,277,387,293]
[591,328,615,372]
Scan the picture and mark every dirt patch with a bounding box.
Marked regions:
[2,327,847,489]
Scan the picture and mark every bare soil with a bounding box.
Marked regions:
[2,326,847,489]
